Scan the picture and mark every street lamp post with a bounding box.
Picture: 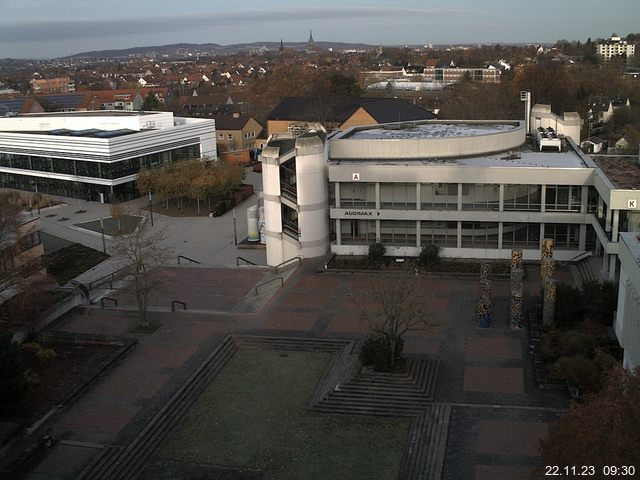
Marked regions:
[100,217,106,254]
[148,191,154,226]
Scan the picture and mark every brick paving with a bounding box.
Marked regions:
[13,261,573,479]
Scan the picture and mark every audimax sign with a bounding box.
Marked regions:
[344,210,380,216]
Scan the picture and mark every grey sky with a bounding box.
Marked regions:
[1,0,639,58]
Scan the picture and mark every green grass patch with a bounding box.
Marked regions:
[46,243,109,284]
[157,349,410,480]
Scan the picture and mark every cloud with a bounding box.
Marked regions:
[0,7,482,43]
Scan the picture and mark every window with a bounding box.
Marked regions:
[545,186,581,212]
[219,133,224,139]
[420,221,457,247]
[380,220,416,246]
[544,224,579,249]
[503,185,541,211]
[461,222,499,248]
[502,223,540,248]
[340,220,376,245]
[380,183,416,209]
[421,183,458,210]
[227,134,233,140]
[339,182,376,208]
[461,184,500,211]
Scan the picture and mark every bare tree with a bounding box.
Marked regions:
[110,215,173,327]
[355,271,440,370]
[0,200,23,292]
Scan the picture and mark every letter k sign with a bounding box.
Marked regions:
[629,199,637,209]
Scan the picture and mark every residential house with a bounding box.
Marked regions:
[580,136,606,154]
[29,77,75,95]
[587,96,631,127]
[34,93,101,112]
[92,90,144,111]
[266,96,436,137]
[0,98,45,115]
[214,113,263,164]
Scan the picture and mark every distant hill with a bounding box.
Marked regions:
[65,41,378,59]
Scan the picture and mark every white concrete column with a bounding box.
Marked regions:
[540,185,546,213]
[335,182,341,208]
[457,183,463,211]
[416,183,421,211]
[581,186,589,214]
[579,224,587,251]
[376,219,381,243]
[539,223,545,250]
[375,183,380,210]
[457,221,462,249]
[335,219,341,245]
[603,252,609,274]
[612,210,620,240]
[605,205,612,233]
[609,254,617,281]
[416,220,421,247]
[499,184,504,212]
[498,222,503,250]
[597,197,604,219]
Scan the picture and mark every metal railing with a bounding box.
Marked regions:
[254,277,283,295]
[100,297,118,309]
[569,251,593,263]
[274,256,301,273]
[177,255,201,265]
[236,256,258,266]
[171,300,187,312]
[89,265,131,291]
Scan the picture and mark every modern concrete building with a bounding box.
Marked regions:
[597,35,636,63]
[259,107,640,285]
[614,232,640,369]
[0,111,216,203]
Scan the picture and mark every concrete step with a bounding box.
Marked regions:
[85,336,238,480]
[401,403,451,480]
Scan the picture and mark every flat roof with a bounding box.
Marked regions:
[592,156,640,189]
[346,122,519,140]
[12,110,156,118]
[331,145,589,168]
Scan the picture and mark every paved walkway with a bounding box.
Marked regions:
[37,167,267,289]
[13,261,570,480]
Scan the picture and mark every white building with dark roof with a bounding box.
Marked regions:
[0,111,215,203]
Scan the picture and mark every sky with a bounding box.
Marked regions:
[1,0,639,59]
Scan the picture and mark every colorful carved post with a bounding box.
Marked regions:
[510,250,524,329]
[511,249,523,272]
[541,238,554,287]
[478,262,491,328]
[542,278,557,326]
[511,268,524,330]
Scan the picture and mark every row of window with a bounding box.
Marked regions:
[0,145,200,180]
[339,220,585,250]
[217,131,256,140]
[336,183,596,213]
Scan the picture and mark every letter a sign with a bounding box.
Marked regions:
[628,199,637,209]
[352,173,360,181]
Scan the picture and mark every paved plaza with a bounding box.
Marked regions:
[3,169,572,479]
[9,257,570,480]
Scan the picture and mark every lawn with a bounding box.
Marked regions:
[156,349,410,480]
[45,242,109,284]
